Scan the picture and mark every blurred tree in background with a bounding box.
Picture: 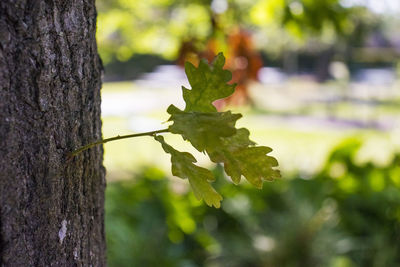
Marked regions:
[96,0,348,61]
[96,0,388,102]
[96,0,382,72]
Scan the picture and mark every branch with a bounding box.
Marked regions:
[68,128,169,157]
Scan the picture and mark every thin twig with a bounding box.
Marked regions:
[68,128,169,157]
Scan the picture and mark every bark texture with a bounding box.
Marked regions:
[0,1,105,266]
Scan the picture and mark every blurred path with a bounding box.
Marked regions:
[102,65,400,132]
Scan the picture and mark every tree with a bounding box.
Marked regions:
[0,1,105,266]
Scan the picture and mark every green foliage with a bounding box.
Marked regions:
[106,140,400,267]
[181,55,235,112]
[208,128,280,187]
[161,53,280,207]
[167,105,241,152]
[281,0,351,36]
[96,0,375,64]
[155,135,222,208]
[96,0,212,62]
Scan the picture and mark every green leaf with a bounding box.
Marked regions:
[207,128,281,188]
[155,135,222,208]
[183,52,236,112]
[159,52,280,207]
[169,52,280,189]
[167,104,241,152]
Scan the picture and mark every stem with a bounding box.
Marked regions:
[69,128,169,157]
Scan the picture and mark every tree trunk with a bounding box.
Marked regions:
[0,1,106,266]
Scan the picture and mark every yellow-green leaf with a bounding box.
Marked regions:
[155,136,222,208]
[159,52,280,208]
[183,52,235,112]
[167,104,241,152]
[208,128,281,187]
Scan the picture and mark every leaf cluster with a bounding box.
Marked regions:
[155,53,280,208]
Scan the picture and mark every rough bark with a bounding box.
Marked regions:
[0,1,106,266]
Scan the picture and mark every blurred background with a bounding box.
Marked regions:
[96,0,400,266]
